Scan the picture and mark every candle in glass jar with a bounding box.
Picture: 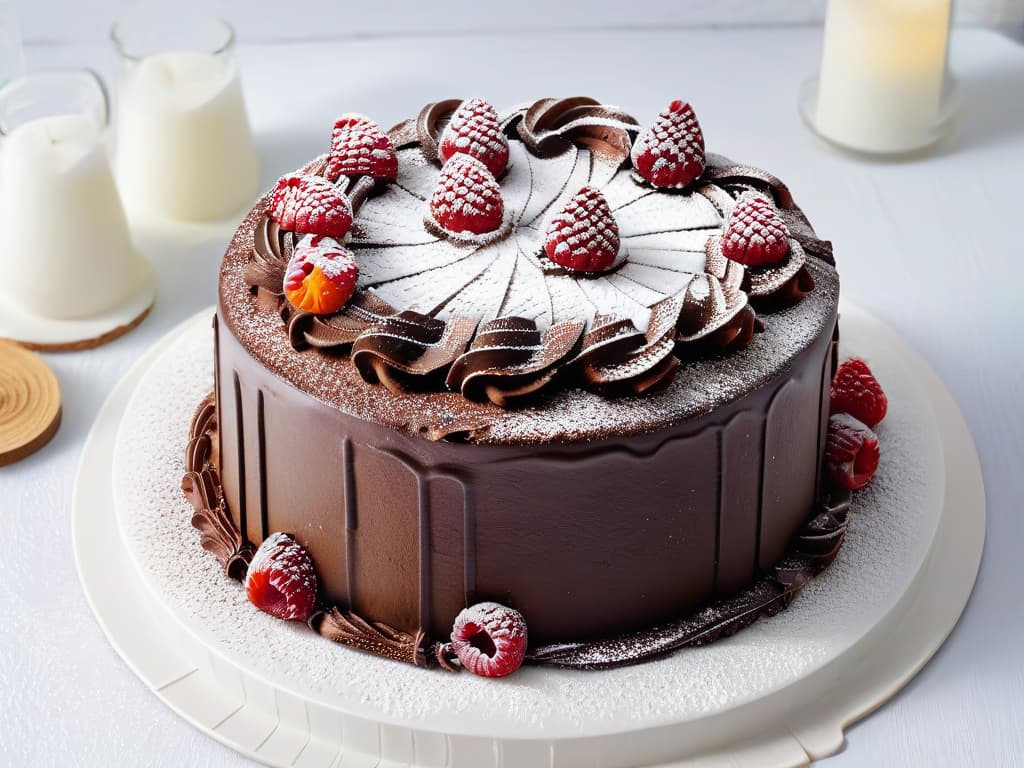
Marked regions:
[116,50,260,221]
[814,0,953,153]
[1,114,148,319]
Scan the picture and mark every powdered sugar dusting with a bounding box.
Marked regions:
[221,188,838,444]
[114,312,942,731]
[350,140,734,336]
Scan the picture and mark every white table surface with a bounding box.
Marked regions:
[2,26,1022,768]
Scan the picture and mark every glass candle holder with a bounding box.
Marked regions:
[111,13,261,221]
[800,0,958,156]
[0,70,150,321]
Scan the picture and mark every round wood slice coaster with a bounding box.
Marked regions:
[0,340,62,466]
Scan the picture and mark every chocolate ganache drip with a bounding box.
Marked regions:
[243,97,832,417]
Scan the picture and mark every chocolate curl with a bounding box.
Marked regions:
[572,307,680,397]
[413,98,462,162]
[181,393,254,581]
[351,312,477,394]
[446,317,585,407]
[706,233,811,303]
[246,216,294,310]
[675,272,751,346]
[526,490,853,670]
[703,153,795,209]
[516,96,640,164]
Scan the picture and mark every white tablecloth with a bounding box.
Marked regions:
[3,27,1022,767]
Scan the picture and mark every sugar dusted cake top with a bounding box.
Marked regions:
[225,96,839,444]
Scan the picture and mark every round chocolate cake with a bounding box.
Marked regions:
[185,97,847,674]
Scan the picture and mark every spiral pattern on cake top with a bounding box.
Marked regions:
[246,98,823,410]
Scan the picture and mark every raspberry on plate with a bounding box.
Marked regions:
[429,154,505,236]
[450,601,528,678]
[721,191,790,267]
[283,235,359,315]
[245,532,318,622]
[825,413,881,491]
[631,100,706,189]
[268,174,353,239]
[438,98,510,177]
[831,358,888,428]
[543,185,621,272]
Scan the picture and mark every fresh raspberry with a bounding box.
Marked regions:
[825,413,881,491]
[429,154,505,235]
[831,358,888,428]
[268,174,353,239]
[326,114,398,182]
[543,185,620,272]
[450,602,528,678]
[438,98,510,177]
[630,100,706,189]
[283,235,359,315]
[245,532,318,622]
[721,191,790,266]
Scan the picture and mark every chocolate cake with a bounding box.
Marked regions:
[184,97,853,675]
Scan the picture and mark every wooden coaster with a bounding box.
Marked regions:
[10,304,152,353]
[0,340,62,466]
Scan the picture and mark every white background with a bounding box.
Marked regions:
[1,4,1023,768]
[9,0,1024,44]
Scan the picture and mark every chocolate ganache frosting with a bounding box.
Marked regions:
[197,96,848,675]
[244,97,821,414]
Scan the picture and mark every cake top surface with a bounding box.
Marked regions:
[221,97,839,445]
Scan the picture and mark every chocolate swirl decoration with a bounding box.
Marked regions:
[446,317,586,406]
[244,97,827,414]
[181,393,254,581]
[352,311,477,394]
[513,96,640,164]
[526,489,852,670]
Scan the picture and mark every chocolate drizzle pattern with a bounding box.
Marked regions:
[181,393,254,580]
[244,97,831,412]
[527,489,853,670]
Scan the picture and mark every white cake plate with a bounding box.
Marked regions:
[72,300,984,768]
[0,259,155,350]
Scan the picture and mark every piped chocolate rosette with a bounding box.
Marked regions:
[245,97,824,414]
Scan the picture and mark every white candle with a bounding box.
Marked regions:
[116,51,260,221]
[814,0,953,153]
[0,114,148,320]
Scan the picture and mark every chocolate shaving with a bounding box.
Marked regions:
[526,489,853,670]
[181,393,254,581]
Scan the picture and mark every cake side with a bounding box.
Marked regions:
[213,275,836,644]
